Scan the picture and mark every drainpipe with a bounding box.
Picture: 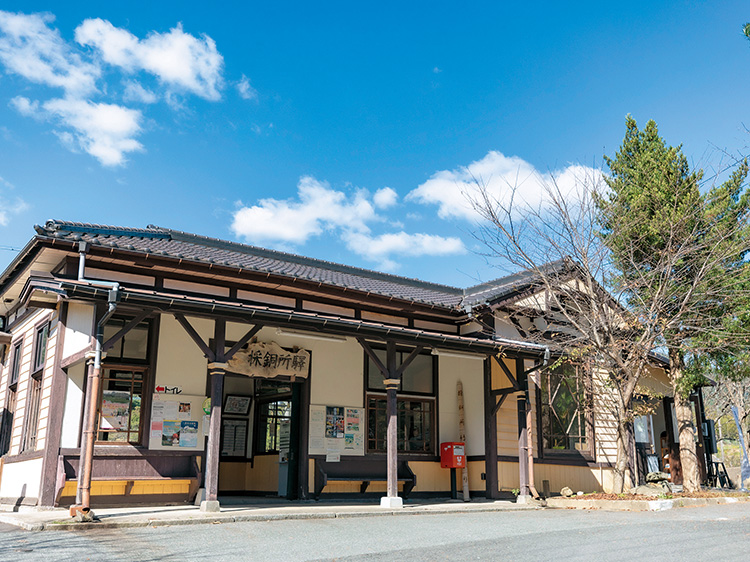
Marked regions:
[71,242,120,519]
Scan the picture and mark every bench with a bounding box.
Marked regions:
[314,458,416,500]
[55,452,202,507]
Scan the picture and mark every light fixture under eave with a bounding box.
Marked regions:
[275,328,348,343]
[431,348,486,361]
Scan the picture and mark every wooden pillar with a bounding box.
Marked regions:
[204,362,226,506]
[517,394,529,496]
[483,357,499,499]
[39,304,68,507]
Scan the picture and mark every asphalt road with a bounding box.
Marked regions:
[2,502,750,561]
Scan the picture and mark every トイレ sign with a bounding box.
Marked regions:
[226,340,310,380]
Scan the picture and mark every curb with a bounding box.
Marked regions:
[546,495,749,512]
[0,504,540,532]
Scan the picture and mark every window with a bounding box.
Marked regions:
[102,318,150,363]
[254,380,292,454]
[9,340,22,386]
[20,376,41,452]
[96,367,145,444]
[0,386,16,456]
[0,341,22,456]
[32,322,49,374]
[540,363,592,457]
[365,348,436,454]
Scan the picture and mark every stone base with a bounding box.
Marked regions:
[194,488,206,506]
[380,496,403,508]
[200,500,221,512]
[515,494,533,504]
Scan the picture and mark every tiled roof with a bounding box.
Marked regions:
[30,220,558,310]
[462,259,569,306]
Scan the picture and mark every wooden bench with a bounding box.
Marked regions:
[314,458,416,500]
[55,451,201,507]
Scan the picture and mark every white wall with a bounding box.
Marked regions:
[154,314,213,396]
[437,355,485,457]
[60,362,85,448]
[62,302,94,358]
[0,458,43,500]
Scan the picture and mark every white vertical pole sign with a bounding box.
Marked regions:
[457,380,470,502]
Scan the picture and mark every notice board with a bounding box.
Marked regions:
[308,405,365,456]
[149,393,207,451]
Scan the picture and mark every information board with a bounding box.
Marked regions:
[149,393,207,451]
[308,405,365,457]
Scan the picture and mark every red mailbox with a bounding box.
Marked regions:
[440,442,466,468]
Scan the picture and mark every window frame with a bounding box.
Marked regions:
[253,385,293,456]
[537,361,595,461]
[31,321,50,376]
[20,374,42,453]
[364,346,438,457]
[95,364,148,446]
[9,339,22,387]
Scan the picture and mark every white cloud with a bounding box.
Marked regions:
[231,176,376,245]
[231,176,465,269]
[43,97,144,166]
[123,80,158,104]
[0,11,231,167]
[343,231,465,271]
[9,95,41,117]
[75,18,224,100]
[373,187,397,209]
[236,74,258,101]
[0,10,99,96]
[407,150,600,221]
[0,176,27,226]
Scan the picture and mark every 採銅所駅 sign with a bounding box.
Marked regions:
[226,340,310,380]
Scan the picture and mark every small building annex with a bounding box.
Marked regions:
[0,220,714,509]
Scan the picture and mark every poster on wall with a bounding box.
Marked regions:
[101,390,131,429]
[309,405,365,457]
[149,394,207,451]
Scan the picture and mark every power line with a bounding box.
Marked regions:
[0,245,21,252]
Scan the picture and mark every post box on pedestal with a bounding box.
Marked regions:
[440,442,466,469]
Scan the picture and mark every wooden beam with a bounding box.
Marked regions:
[174,313,215,361]
[213,319,226,363]
[491,392,511,416]
[492,354,520,390]
[357,337,388,378]
[483,358,499,499]
[490,388,516,398]
[395,345,425,378]
[102,310,150,352]
[224,324,261,362]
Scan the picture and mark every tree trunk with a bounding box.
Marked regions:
[669,349,701,492]
[612,399,635,493]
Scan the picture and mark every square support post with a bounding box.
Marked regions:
[483,357,499,499]
[201,362,226,512]
[381,340,402,508]
[517,394,529,497]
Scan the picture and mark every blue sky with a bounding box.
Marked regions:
[0,2,749,287]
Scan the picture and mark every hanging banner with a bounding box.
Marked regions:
[226,340,310,380]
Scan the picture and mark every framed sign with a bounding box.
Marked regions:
[224,394,252,416]
[221,418,248,457]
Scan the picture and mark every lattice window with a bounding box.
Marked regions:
[540,363,591,455]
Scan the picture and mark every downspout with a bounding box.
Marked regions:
[72,242,120,518]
